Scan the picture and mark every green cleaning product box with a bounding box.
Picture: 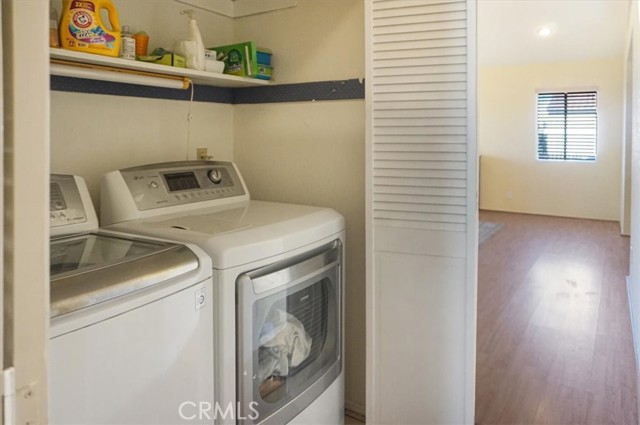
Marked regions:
[208,41,258,77]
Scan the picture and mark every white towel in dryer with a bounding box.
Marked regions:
[258,308,312,382]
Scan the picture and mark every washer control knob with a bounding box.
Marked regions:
[208,169,222,184]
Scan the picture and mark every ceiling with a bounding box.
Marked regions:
[478,0,629,67]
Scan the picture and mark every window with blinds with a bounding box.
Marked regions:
[536,91,597,161]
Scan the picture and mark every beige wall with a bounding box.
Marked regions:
[51,92,234,208]
[115,0,237,49]
[233,0,364,84]
[479,58,624,220]
[233,0,366,415]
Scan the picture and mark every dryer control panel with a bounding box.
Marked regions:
[119,161,247,211]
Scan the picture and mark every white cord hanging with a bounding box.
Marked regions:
[185,82,195,160]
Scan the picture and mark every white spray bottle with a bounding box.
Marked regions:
[180,9,205,71]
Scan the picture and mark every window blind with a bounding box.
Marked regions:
[537,91,597,161]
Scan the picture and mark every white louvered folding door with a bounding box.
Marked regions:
[365,1,477,423]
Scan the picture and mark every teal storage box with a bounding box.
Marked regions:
[209,41,258,77]
[257,49,272,66]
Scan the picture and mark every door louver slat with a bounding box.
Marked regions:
[373,28,466,44]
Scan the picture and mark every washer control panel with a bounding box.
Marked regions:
[120,161,246,211]
[50,175,88,228]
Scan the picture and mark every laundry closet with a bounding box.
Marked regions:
[49,0,367,421]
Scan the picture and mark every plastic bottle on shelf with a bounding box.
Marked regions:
[178,10,205,71]
[49,1,60,48]
[120,25,136,60]
[59,0,121,57]
[134,31,149,58]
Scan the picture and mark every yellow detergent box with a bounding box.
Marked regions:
[208,42,258,77]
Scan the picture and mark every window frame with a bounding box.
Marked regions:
[535,90,598,162]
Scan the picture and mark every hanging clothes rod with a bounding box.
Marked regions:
[50,59,192,90]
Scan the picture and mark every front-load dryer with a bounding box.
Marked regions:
[100,161,345,425]
[49,174,215,424]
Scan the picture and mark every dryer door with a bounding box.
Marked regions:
[236,240,342,425]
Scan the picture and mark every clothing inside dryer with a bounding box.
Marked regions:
[256,277,335,402]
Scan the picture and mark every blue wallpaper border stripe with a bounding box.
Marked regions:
[50,76,364,104]
[51,76,234,103]
[233,79,364,104]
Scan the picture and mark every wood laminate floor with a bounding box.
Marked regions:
[476,211,638,425]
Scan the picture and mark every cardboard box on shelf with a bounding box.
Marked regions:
[208,41,258,77]
[139,53,186,68]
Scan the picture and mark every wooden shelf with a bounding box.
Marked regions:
[50,48,269,88]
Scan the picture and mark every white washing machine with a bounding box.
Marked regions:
[100,161,345,425]
[49,174,215,424]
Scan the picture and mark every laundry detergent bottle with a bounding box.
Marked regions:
[59,0,121,57]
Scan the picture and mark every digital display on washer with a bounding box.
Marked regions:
[164,172,200,192]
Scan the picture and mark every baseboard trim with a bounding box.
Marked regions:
[345,400,366,422]
[478,208,618,224]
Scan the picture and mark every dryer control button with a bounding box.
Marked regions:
[207,169,222,184]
